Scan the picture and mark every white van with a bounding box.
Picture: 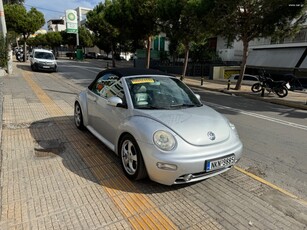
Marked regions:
[30,49,57,72]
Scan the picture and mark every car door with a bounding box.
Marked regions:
[88,73,127,147]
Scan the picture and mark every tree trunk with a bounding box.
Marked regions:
[235,38,249,90]
[146,36,152,69]
[181,45,189,80]
[111,47,115,68]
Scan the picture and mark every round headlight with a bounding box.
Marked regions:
[153,130,176,151]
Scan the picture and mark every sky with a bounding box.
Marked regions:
[24,0,103,29]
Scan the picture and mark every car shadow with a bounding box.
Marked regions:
[29,116,194,194]
[16,63,32,71]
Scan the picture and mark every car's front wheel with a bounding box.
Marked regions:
[74,102,85,130]
[119,134,147,180]
[31,64,36,71]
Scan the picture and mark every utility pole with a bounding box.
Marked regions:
[0,0,12,74]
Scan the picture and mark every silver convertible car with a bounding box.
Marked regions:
[74,68,243,185]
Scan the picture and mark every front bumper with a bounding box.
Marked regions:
[33,63,57,72]
[138,138,243,186]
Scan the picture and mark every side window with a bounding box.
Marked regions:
[92,73,124,99]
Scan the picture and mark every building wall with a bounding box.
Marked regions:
[216,36,243,62]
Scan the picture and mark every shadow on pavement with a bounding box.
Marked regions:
[29,116,193,194]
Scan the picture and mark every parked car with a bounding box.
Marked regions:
[30,49,57,72]
[229,74,259,85]
[74,68,243,185]
[84,52,101,59]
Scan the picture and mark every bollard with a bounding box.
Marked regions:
[201,77,204,86]
[227,80,230,90]
[261,85,265,97]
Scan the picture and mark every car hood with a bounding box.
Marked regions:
[135,106,231,146]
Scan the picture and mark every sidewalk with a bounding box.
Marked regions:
[183,77,307,110]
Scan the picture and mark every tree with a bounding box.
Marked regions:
[45,32,62,52]
[3,0,24,4]
[4,4,45,61]
[27,34,48,48]
[105,0,160,68]
[60,31,76,48]
[213,0,306,90]
[86,1,119,67]
[157,0,214,78]
[0,35,8,68]
[127,0,159,68]
[78,26,94,48]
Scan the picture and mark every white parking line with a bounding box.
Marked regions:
[205,101,307,131]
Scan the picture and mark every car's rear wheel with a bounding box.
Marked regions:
[74,102,85,130]
[120,134,147,180]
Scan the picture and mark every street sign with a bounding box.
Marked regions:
[66,10,78,34]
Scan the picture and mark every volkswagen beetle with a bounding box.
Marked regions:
[74,68,243,185]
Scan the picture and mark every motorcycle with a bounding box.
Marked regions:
[15,51,23,62]
[251,75,290,98]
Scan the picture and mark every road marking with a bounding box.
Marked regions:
[205,101,307,131]
[205,101,307,204]
[235,166,307,206]
[23,71,178,229]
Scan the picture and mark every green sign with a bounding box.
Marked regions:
[66,10,78,34]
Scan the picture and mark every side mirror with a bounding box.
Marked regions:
[195,94,201,100]
[107,96,126,108]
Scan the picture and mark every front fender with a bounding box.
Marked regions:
[117,115,176,152]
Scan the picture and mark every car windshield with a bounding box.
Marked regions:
[34,52,54,60]
[126,76,202,109]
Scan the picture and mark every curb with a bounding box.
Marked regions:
[186,82,307,111]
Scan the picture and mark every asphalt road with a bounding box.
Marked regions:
[193,89,307,201]
[57,58,307,202]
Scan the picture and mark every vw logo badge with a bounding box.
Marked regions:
[207,131,216,141]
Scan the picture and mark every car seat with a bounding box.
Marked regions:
[134,85,149,106]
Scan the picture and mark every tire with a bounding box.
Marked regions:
[251,83,262,93]
[74,102,85,130]
[275,86,288,98]
[31,64,36,71]
[119,134,147,181]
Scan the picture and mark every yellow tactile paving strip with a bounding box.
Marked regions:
[22,71,178,229]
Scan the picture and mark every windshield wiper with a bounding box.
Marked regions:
[171,103,196,108]
[137,105,168,110]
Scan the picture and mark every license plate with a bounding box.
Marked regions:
[43,66,50,68]
[205,154,235,172]
[286,83,290,89]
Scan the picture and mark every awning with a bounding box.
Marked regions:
[298,54,307,69]
[246,47,305,68]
